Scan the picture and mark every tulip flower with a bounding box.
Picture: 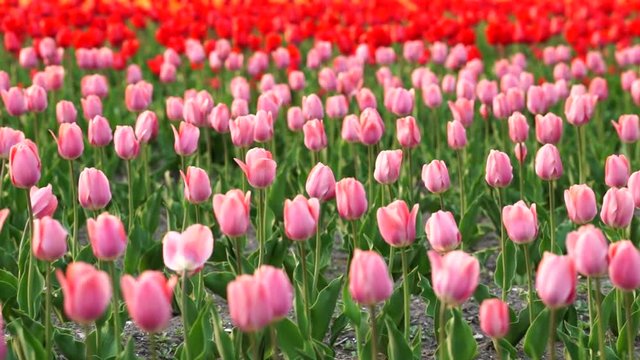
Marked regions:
[121,271,177,333]
[87,212,127,261]
[30,184,58,219]
[0,209,7,233]
[162,224,213,274]
[566,225,608,278]
[485,150,513,188]
[32,216,68,261]
[254,265,293,322]
[604,154,630,188]
[479,299,510,340]
[78,168,111,211]
[284,195,320,241]
[336,178,367,222]
[305,163,336,202]
[374,149,403,185]
[508,112,529,143]
[213,189,251,274]
[341,114,361,143]
[1,87,27,117]
[234,147,277,189]
[9,139,40,189]
[425,211,461,253]
[303,119,328,153]
[171,122,200,157]
[502,201,538,244]
[396,116,421,149]
[135,111,159,144]
[377,200,419,248]
[88,115,112,149]
[0,127,25,159]
[564,184,597,224]
[229,115,255,148]
[113,126,140,160]
[25,85,47,113]
[428,250,479,305]
[448,99,474,127]
[180,166,211,205]
[612,115,640,143]
[601,187,634,229]
[422,160,450,202]
[52,123,84,160]
[628,171,640,208]
[56,262,112,324]
[227,274,273,333]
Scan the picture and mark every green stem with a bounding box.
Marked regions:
[625,291,635,360]
[518,143,524,200]
[25,189,34,317]
[496,188,507,300]
[368,146,374,206]
[492,338,503,360]
[350,220,358,253]
[234,236,243,275]
[312,221,322,299]
[577,126,585,184]
[388,247,395,278]
[269,326,280,359]
[549,308,556,360]
[258,189,264,266]
[523,244,534,324]
[181,273,191,360]
[68,160,78,260]
[548,180,555,253]
[456,150,465,216]
[438,302,446,360]
[369,306,378,360]
[251,332,260,360]
[401,247,411,338]
[108,262,121,356]
[0,159,5,199]
[406,148,413,204]
[149,333,158,360]
[223,136,229,182]
[594,277,606,360]
[297,242,311,338]
[439,193,445,210]
[84,325,93,360]
[45,262,52,360]
[126,160,134,232]
[587,278,594,338]
[194,204,200,225]
[432,108,441,158]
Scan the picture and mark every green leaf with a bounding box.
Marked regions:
[385,317,413,360]
[16,262,43,318]
[120,337,138,360]
[211,306,235,360]
[494,239,517,295]
[276,319,313,359]
[523,308,550,359]
[446,309,477,360]
[342,280,361,325]
[187,301,214,359]
[310,276,342,340]
[54,329,85,360]
[203,271,235,299]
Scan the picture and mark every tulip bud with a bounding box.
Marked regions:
[385,88,414,116]
[396,116,421,148]
[213,190,251,237]
[341,114,361,143]
[349,249,393,305]
[601,187,634,228]
[305,163,336,202]
[162,224,214,273]
[563,184,597,225]
[564,94,597,126]
[359,108,385,145]
[56,262,112,324]
[428,250,479,305]
[77,167,112,211]
[135,111,159,144]
[81,95,103,120]
[535,144,563,181]
[113,126,140,160]
[447,120,467,150]
[165,97,184,121]
[30,184,58,219]
[171,122,200,157]
[485,150,513,188]
[229,115,255,148]
[227,275,273,332]
[535,113,563,144]
[566,225,608,277]
[209,103,230,133]
[32,216,68,261]
[326,95,348,119]
[9,139,41,189]
[502,201,538,244]
[121,271,177,333]
[287,107,305,132]
[25,85,48,113]
[612,115,640,143]
[336,178,368,221]
[479,299,510,339]
[87,212,127,260]
[234,148,277,189]
[507,112,529,143]
[448,99,474,127]
[253,265,293,321]
[1,87,27,116]
[88,115,112,147]
[284,195,320,241]
[377,200,419,247]
[422,160,450,194]
[126,64,143,84]
[180,166,211,204]
[0,127,25,159]
[609,241,640,291]
[425,211,461,252]
[536,252,577,308]
[628,171,640,208]
[52,123,84,160]
[374,150,403,185]
[604,154,630,188]
[356,88,377,111]
[56,100,78,124]
[302,94,324,121]
[422,83,442,109]
[303,119,328,152]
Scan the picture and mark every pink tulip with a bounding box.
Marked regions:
[121,271,177,333]
[305,163,336,202]
[535,144,563,181]
[612,115,640,143]
[479,299,510,339]
[1,87,27,116]
[514,143,527,164]
[81,95,103,120]
[428,250,479,305]
[535,113,563,144]
[213,190,252,237]
[52,123,84,160]
[78,168,111,210]
[171,122,200,157]
[254,110,274,143]
[564,94,597,127]
[564,184,597,224]
[302,94,324,121]
[609,241,640,291]
[56,100,77,124]
[604,154,630,187]
[422,83,443,109]
[349,249,393,305]
[356,88,378,111]
[628,171,640,207]
[229,115,255,148]
[396,116,421,148]
[425,211,461,252]
[377,200,418,247]
[134,111,159,144]
[422,160,450,194]
[491,93,510,119]
[126,64,143,84]
[287,107,305,131]
[125,81,153,112]
[341,114,361,143]
[526,85,547,115]
[448,99,474,127]
[32,216,67,261]
[9,139,41,188]
[88,115,112,147]
[0,127,25,158]
[326,95,348,119]
[442,74,457,93]
[56,262,112,324]
[253,265,293,321]
[431,42,448,64]
[319,68,338,92]
[374,149,403,185]
[159,63,176,83]
[165,97,184,121]
[25,85,47,113]
[162,224,214,273]
[622,70,637,91]
[180,166,211,204]
[209,103,230,133]
[566,225,608,277]
[485,150,513,188]
[303,119,328,152]
[359,108,385,145]
[227,274,273,332]
[507,112,529,143]
[284,195,320,240]
[288,71,305,91]
[447,120,467,150]
[0,209,7,234]
[502,201,538,244]
[81,74,108,98]
[19,47,38,68]
[477,80,498,105]
[257,92,281,118]
[87,212,127,260]
[30,184,58,219]
[234,148,277,189]
[335,178,367,220]
[601,187,634,228]
[114,126,140,160]
[272,47,290,69]
[385,88,414,116]
[536,252,576,308]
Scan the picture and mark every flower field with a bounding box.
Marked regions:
[2,0,640,359]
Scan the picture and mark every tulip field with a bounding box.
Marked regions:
[5,0,640,359]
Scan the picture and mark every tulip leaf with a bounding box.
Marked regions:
[8,318,46,360]
[310,276,342,340]
[203,271,235,299]
[342,280,361,325]
[418,273,438,317]
[275,318,313,359]
[557,326,585,360]
[493,238,517,295]
[187,300,214,359]
[523,308,550,359]
[211,305,235,360]
[385,317,413,360]
[615,307,640,356]
[137,240,164,272]
[121,337,138,360]
[446,308,477,360]
[497,338,518,359]
[53,329,85,360]
[16,260,43,319]
[589,287,616,350]
[0,269,18,303]
[329,314,349,346]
